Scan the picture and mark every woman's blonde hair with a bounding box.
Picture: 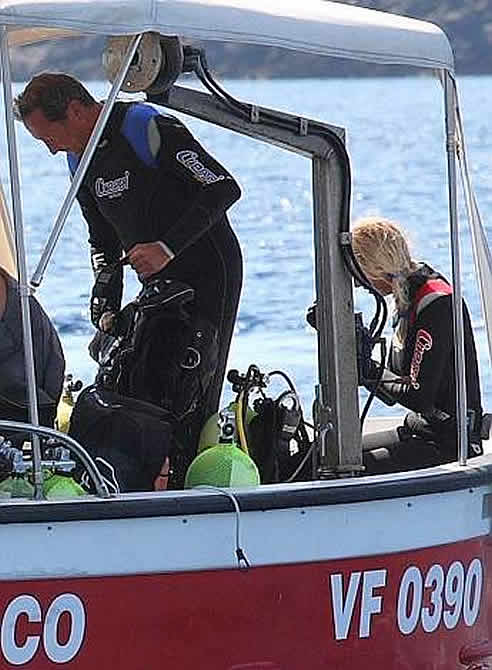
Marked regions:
[351,216,416,314]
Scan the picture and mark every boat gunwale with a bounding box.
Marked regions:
[0,455,490,524]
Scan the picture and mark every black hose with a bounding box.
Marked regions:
[195,51,352,237]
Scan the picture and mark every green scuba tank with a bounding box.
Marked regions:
[0,440,34,499]
[186,405,260,488]
[185,443,260,488]
[42,446,85,499]
[0,473,35,499]
[43,472,85,499]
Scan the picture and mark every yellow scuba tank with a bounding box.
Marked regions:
[55,375,82,433]
[198,400,256,454]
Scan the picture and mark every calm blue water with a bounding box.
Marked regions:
[2,75,491,416]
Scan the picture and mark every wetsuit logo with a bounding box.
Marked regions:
[176,150,225,184]
[95,171,130,199]
[409,329,433,389]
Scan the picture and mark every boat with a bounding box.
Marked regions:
[0,1,490,668]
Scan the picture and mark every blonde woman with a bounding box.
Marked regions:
[351,216,483,468]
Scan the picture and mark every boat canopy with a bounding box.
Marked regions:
[0,0,454,72]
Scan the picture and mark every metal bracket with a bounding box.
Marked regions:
[339,231,352,246]
[299,117,308,136]
[446,133,458,154]
[250,105,260,123]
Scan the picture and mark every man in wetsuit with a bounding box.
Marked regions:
[14,73,243,425]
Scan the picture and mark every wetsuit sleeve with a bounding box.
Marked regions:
[373,297,453,413]
[160,131,242,256]
[75,185,124,324]
[76,185,122,271]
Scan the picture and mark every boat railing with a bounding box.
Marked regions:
[0,420,111,498]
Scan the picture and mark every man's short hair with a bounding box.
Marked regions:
[14,72,96,122]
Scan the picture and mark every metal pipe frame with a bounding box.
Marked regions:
[0,26,43,499]
[0,420,110,498]
[0,32,143,498]
[31,33,144,288]
[156,84,362,476]
[444,71,468,466]
[312,157,362,477]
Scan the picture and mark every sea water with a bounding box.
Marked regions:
[2,75,491,417]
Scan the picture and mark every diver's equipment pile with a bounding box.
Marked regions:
[187,364,313,487]
[46,274,314,494]
[0,360,314,496]
[0,435,84,499]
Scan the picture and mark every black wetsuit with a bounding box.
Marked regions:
[368,263,483,465]
[69,102,243,415]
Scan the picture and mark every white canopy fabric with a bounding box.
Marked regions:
[0,0,455,276]
[0,0,454,72]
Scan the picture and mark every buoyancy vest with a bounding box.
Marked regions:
[390,263,482,418]
[390,264,451,373]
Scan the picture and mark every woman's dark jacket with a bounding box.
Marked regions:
[376,263,482,436]
[0,269,65,424]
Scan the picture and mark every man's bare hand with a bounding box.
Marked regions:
[126,242,173,279]
[99,310,116,333]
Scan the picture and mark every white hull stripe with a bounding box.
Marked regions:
[0,486,489,580]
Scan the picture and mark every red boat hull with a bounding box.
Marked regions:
[1,536,490,669]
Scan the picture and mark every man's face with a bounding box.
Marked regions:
[23,105,86,155]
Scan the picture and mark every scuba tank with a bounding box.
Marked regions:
[42,444,85,499]
[0,438,34,499]
[201,364,313,484]
[185,405,260,488]
[56,375,83,434]
[0,436,85,499]
[198,366,265,455]
[198,401,256,454]
[43,472,85,498]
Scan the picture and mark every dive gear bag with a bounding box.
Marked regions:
[91,277,219,425]
[72,277,220,491]
[69,385,175,492]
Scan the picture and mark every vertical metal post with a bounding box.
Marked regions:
[31,33,143,287]
[312,154,362,477]
[444,71,468,466]
[0,27,43,498]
